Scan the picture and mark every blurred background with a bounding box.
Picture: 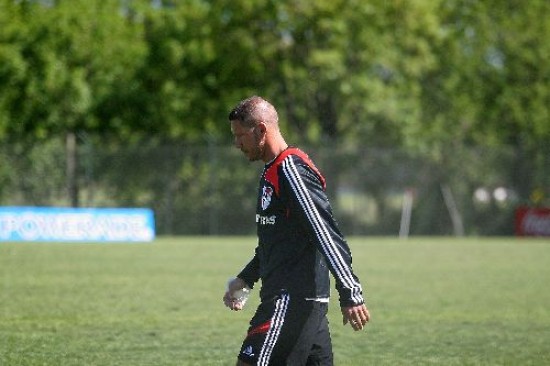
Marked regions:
[1,0,549,236]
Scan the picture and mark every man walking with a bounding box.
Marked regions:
[223,96,370,365]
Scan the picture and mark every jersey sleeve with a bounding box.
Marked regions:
[237,246,260,289]
[281,156,365,307]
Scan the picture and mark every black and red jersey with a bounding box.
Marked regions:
[238,147,364,307]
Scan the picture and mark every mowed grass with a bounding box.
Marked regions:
[1,237,549,365]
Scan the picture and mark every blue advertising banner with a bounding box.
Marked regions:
[0,207,155,242]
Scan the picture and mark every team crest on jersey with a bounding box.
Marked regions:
[261,186,273,210]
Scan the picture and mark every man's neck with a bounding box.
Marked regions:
[262,138,288,163]
[263,144,288,163]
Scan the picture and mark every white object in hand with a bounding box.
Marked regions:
[233,287,251,305]
[227,278,251,307]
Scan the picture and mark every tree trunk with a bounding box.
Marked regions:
[66,131,79,207]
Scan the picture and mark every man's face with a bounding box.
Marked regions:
[230,120,264,162]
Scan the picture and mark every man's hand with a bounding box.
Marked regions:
[341,304,370,331]
[223,277,248,311]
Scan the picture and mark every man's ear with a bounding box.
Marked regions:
[255,123,267,138]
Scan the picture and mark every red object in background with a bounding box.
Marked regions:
[515,207,550,236]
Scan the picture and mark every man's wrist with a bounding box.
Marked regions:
[339,298,365,308]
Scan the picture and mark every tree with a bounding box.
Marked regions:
[413,0,550,197]
[0,0,146,206]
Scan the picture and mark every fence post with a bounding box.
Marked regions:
[441,184,464,236]
[399,188,414,239]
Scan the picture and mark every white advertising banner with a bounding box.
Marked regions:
[0,207,155,242]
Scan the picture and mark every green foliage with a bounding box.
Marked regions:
[86,138,259,234]
[407,1,550,152]
[0,0,146,139]
[0,0,548,208]
[0,138,66,205]
[1,237,549,365]
[1,0,548,145]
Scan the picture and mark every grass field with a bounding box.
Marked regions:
[1,236,549,365]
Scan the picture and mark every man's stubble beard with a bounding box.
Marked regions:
[248,135,265,162]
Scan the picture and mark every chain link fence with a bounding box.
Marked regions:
[1,137,548,236]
